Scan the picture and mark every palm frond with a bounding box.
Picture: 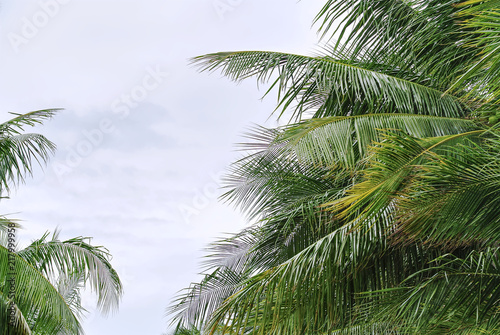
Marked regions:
[313,0,478,87]
[328,130,484,223]
[448,9,500,102]
[221,126,344,220]
[205,219,438,334]
[168,229,260,329]
[0,245,81,335]
[17,232,123,316]
[0,110,58,194]
[394,131,500,245]
[0,134,56,193]
[56,273,87,321]
[0,292,32,335]
[369,248,500,334]
[280,114,479,169]
[0,110,59,136]
[193,51,465,121]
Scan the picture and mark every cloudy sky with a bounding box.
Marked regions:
[0,0,326,333]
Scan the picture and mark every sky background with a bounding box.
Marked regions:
[0,1,326,334]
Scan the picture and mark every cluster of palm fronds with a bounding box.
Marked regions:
[0,111,123,335]
[169,0,500,334]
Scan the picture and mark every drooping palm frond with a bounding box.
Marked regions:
[200,229,259,275]
[171,218,334,331]
[246,197,335,274]
[0,134,56,193]
[192,51,465,121]
[56,273,87,321]
[16,231,123,316]
[221,126,344,220]
[169,229,258,329]
[170,267,248,331]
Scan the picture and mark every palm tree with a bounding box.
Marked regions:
[0,110,123,334]
[169,0,500,334]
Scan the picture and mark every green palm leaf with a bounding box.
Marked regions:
[448,9,500,102]
[329,130,484,222]
[193,51,465,120]
[280,114,479,169]
[0,246,81,335]
[0,110,58,194]
[394,131,500,245]
[369,248,500,334]
[17,231,123,316]
[314,0,478,87]
[205,220,437,334]
[169,229,257,329]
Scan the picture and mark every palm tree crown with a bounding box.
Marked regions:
[170,0,500,334]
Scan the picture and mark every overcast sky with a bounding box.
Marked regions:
[0,1,326,334]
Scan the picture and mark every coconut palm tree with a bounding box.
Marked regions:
[0,110,123,334]
[169,0,500,334]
